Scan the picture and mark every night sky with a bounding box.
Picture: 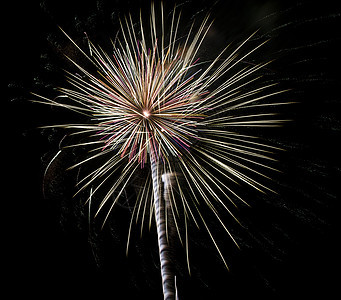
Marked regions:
[5,0,340,298]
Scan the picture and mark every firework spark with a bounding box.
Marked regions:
[34,2,288,299]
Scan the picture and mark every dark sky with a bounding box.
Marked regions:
[5,0,340,298]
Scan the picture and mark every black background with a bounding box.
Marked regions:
[5,0,340,298]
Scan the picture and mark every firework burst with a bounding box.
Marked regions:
[34,2,288,299]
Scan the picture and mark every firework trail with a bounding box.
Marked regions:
[34,2,288,299]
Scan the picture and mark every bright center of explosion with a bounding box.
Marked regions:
[143,110,151,118]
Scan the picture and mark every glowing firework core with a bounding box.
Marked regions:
[143,110,151,118]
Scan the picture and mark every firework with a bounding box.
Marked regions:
[34,2,287,299]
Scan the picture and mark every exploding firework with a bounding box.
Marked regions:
[34,2,288,299]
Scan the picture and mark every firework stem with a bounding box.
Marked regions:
[151,156,177,300]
